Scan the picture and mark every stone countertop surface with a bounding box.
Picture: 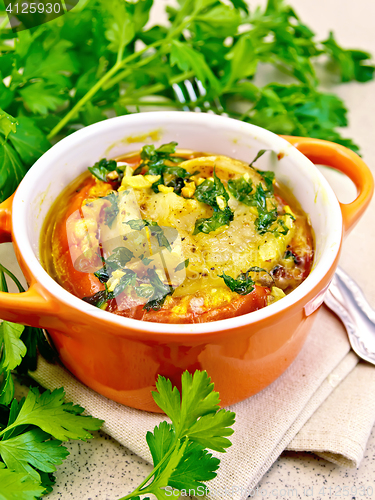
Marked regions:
[1,0,375,498]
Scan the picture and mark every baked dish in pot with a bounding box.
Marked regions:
[41,142,313,323]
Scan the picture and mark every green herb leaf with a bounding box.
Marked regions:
[146,420,176,469]
[0,464,45,500]
[143,268,174,311]
[323,31,375,83]
[106,247,134,269]
[0,428,68,478]
[7,117,50,167]
[169,441,219,491]
[256,208,278,235]
[0,387,103,442]
[171,40,221,92]
[101,0,136,54]
[16,327,56,375]
[126,219,147,231]
[0,321,26,372]
[103,192,120,228]
[138,371,235,498]
[0,371,14,406]
[219,271,255,295]
[126,219,172,251]
[88,158,117,182]
[19,82,66,115]
[175,259,189,272]
[93,268,110,284]
[249,149,269,168]
[0,109,17,139]
[227,176,254,205]
[193,208,234,235]
[193,170,234,234]
[0,142,27,203]
[194,170,229,210]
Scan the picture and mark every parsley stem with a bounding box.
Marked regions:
[116,440,179,500]
[47,39,163,140]
[0,269,8,293]
[0,16,9,30]
[119,70,195,105]
[0,263,25,293]
[103,50,162,91]
[47,16,196,140]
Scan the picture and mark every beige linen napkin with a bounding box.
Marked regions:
[29,306,375,500]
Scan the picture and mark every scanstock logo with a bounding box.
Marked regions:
[4,0,86,31]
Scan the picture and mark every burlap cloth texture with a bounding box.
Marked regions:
[29,304,375,500]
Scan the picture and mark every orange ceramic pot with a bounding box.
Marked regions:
[0,112,372,412]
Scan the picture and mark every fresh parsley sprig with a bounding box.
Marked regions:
[117,370,235,500]
[1,0,373,203]
[0,264,103,498]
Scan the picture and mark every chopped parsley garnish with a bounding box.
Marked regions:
[228,171,282,235]
[139,142,193,193]
[227,176,254,204]
[219,270,255,295]
[284,249,299,262]
[89,221,177,309]
[255,207,278,235]
[93,268,110,283]
[175,259,189,272]
[194,169,229,209]
[257,169,275,192]
[126,219,172,251]
[88,158,119,183]
[102,192,119,228]
[142,268,174,311]
[193,170,234,234]
[193,208,234,235]
[105,246,134,269]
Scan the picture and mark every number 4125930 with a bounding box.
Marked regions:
[6,2,61,14]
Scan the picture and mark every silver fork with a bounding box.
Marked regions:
[173,79,375,366]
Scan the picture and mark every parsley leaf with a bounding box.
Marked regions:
[175,259,189,272]
[0,464,45,500]
[323,31,375,83]
[16,326,57,375]
[19,82,66,115]
[105,247,134,269]
[126,219,172,251]
[168,441,219,491]
[103,192,119,228]
[219,270,255,295]
[142,268,174,311]
[194,170,233,234]
[194,170,229,210]
[0,428,69,478]
[0,142,27,203]
[193,207,234,235]
[88,158,118,182]
[0,321,26,372]
[227,176,254,205]
[256,207,278,235]
[139,142,190,193]
[0,387,103,442]
[0,371,14,406]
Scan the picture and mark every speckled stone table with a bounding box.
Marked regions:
[2,0,375,498]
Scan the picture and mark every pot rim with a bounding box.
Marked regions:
[12,111,342,335]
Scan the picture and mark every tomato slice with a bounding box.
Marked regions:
[134,285,270,324]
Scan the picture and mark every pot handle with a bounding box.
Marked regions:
[281,136,374,235]
[0,195,53,326]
